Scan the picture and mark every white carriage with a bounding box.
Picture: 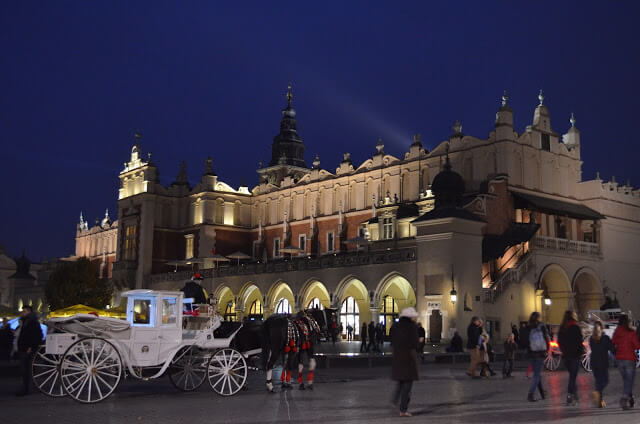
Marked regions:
[32,290,257,403]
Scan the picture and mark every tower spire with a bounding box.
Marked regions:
[286,82,293,108]
[501,90,509,108]
[538,89,544,106]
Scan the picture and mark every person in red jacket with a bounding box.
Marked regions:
[612,314,640,410]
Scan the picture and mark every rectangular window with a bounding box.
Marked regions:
[161,297,178,326]
[184,234,194,259]
[252,240,260,259]
[327,232,334,252]
[273,238,280,258]
[383,217,394,239]
[541,133,550,151]
[124,224,137,260]
[132,298,152,326]
[299,234,306,254]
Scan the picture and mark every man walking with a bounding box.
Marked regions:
[390,307,420,417]
[0,318,14,361]
[360,322,368,352]
[15,305,43,396]
[346,324,353,341]
[466,316,483,378]
[368,321,376,352]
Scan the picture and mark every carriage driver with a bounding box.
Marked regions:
[181,273,209,305]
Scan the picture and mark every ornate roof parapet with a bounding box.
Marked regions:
[532,89,553,133]
[562,112,580,150]
[495,90,514,129]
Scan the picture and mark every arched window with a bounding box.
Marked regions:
[275,298,291,314]
[380,296,399,335]
[340,296,360,336]
[224,302,236,322]
[248,300,263,320]
[307,297,323,310]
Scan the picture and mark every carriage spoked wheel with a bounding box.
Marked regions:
[60,337,122,403]
[207,348,247,396]
[168,345,207,391]
[31,345,65,397]
[544,351,561,371]
[581,338,592,372]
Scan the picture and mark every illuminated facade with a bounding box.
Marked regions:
[108,88,640,341]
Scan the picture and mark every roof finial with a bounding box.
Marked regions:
[286,82,293,107]
[80,211,84,223]
[501,90,509,107]
[570,112,576,127]
[376,137,384,154]
[452,120,462,135]
[105,208,109,219]
[312,154,320,169]
[538,89,544,106]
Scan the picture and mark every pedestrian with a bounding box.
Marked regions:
[390,307,420,417]
[590,321,614,408]
[360,322,368,352]
[558,310,584,406]
[479,330,496,377]
[511,324,520,346]
[368,321,376,352]
[503,333,517,378]
[346,324,353,341]
[377,323,385,351]
[518,322,528,350]
[525,311,550,402]
[466,316,483,378]
[446,331,463,353]
[417,322,426,363]
[15,305,43,396]
[612,314,640,410]
[331,320,338,345]
[0,318,14,361]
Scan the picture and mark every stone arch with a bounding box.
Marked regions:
[538,264,572,324]
[334,275,371,325]
[572,267,602,320]
[300,278,331,310]
[266,280,295,316]
[214,285,235,317]
[374,272,416,335]
[237,282,263,318]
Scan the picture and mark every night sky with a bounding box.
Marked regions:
[2,2,639,261]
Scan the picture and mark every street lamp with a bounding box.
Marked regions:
[544,296,552,306]
[450,264,457,303]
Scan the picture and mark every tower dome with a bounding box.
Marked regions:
[431,152,465,209]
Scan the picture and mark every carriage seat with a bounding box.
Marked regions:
[214,322,242,339]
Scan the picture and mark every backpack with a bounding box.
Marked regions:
[529,325,547,352]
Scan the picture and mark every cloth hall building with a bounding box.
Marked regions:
[88,87,640,342]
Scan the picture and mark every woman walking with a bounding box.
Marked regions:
[503,333,517,378]
[589,321,613,408]
[390,307,420,417]
[612,314,640,410]
[525,312,549,402]
[558,310,584,406]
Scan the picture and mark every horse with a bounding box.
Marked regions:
[261,311,324,392]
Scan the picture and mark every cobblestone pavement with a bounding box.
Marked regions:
[1,362,639,424]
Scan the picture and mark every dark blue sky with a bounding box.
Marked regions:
[2,1,639,261]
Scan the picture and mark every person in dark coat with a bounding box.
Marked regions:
[511,324,520,346]
[16,305,43,396]
[376,323,385,351]
[446,332,463,353]
[466,316,483,378]
[360,322,368,352]
[525,311,550,402]
[0,318,14,361]
[558,310,584,406]
[390,307,420,417]
[417,322,426,362]
[368,321,377,352]
[180,273,208,305]
[503,333,517,378]
[589,321,614,408]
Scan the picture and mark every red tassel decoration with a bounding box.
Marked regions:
[286,370,292,382]
[307,371,314,382]
[281,370,286,381]
[284,346,290,353]
[297,373,303,384]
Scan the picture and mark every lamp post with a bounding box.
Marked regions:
[450,265,457,303]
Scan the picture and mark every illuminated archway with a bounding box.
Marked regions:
[374,272,416,335]
[573,268,602,320]
[300,279,331,310]
[539,264,572,324]
[275,298,292,314]
[237,282,263,320]
[215,286,236,321]
[266,280,295,316]
[334,276,371,336]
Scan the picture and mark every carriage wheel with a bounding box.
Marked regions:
[168,345,206,391]
[32,345,65,397]
[60,337,122,403]
[207,348,247,396]
[544,352,561,371]
[581,339,592,372]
